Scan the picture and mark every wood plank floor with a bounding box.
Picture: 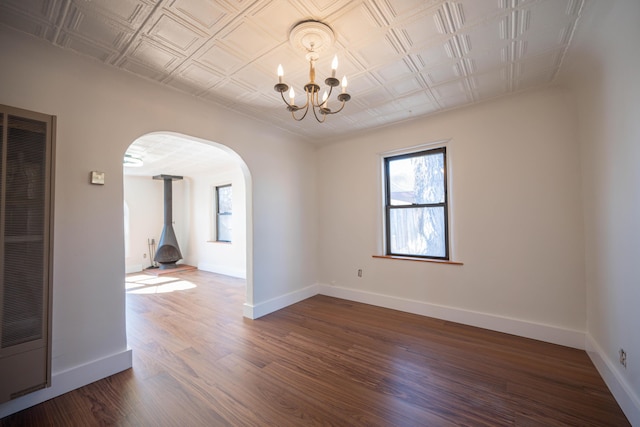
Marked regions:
[1,270,630,426]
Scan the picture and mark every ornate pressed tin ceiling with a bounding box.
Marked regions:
[0,0,587,141]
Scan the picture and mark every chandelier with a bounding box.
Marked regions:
[274,20,351,123]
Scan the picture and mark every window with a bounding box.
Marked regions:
[384,147,448,259]
[215,184,232,242]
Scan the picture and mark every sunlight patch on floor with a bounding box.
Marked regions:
[126,273,197,294]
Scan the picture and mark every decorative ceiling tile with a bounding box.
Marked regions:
[516,49,563,78]
[386,76,424,98]
[396,91,437,111]
[331,2,385,48]
[433,1,465,34]
[165,76,207,95]
[459,0,505,25]
[289,0,344,16]
[500,40,527,62]
[357,35,404,68]
[398,15,445,51]
[129,38,183,70]
[1,0,58,21]
[499,7,531,40]
[248,0,307,38]
[60,34,117,62]
[148,13,205,53]
[246,92,282,108]
[120,57,169,81]
[431,79,473,103]
[258,43,306,84]
[197,43,246,75]
[178,63,224,86]
[521,1,579,53]
[375,59,414,82]
[372,101,408,117]
[0,7,51,38]
[217,20,280,62]
[345,73,381,94]
[170,0,231,30]
[515,63,557,88]
[422,61,467,86]
[411,43,454,68]
[469,71,509,97]
[443,34,471,59]
[231,63,273,92]
[65,7,134,49]
[353,87,394,108]
[209,78,255,103]
[83,0,149,26]
[0,0,590,141]
[381,0,440,21]
[344,107,381,124]
[514,74,553,93]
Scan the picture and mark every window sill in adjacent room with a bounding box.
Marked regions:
[372,255,463,265]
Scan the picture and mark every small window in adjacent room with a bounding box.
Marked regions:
[215,184,232,242]
[384,147,448,260]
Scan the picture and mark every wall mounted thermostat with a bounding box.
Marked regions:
[90,171,105,185]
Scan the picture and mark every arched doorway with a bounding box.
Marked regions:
[122,131,253,310]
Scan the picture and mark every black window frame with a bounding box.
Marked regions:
[384,147,449,260]
[215,184,232,243]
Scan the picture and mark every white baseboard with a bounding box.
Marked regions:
[197,262,246,279]
[318,284,586,349]
[244,284,319,319]
[586,335,640,425]
[0,348,133,419]
[125,264,144,274]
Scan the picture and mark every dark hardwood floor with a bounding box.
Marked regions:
[1,270,630,426]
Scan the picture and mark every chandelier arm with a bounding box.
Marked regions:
[311,104,327,123]
[314,85,334,109]
[301,92,311,109]
[326,85,334,100]
[324,100,347,115]
[309,87,319,108]
[291,103,310,121]
[279,91,293,108]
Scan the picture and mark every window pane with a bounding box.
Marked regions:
[217,214,232,242]
[217,186,232,213]
[389,207,446,257]
[389,152,444,205]
[215,185,232,242]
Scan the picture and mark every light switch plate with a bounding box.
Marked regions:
[90,171,105,185]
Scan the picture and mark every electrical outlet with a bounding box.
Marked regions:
[619,348,627,368]
[143,253,147,258]
[357,269,362,277]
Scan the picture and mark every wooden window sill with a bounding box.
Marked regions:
[372,255,463,265]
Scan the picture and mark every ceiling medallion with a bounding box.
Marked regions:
[274,20,351,123]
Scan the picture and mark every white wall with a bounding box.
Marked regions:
[124,175,188,273]
[317,87,586,346]
[562,0,640,423]
[0,26,317,415]
[187,166,246,278]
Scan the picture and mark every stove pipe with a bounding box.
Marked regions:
[153,174,183,269]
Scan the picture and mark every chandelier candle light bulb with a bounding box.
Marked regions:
[273,20,351,123]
